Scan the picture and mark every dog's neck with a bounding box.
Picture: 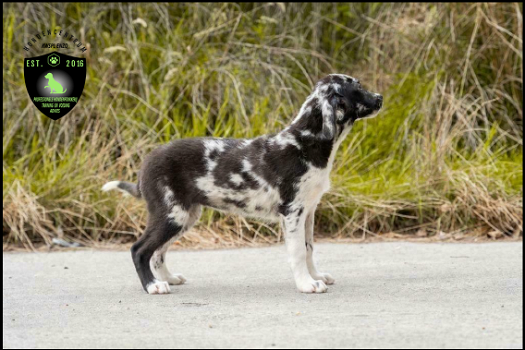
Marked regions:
[277,109,353,171]
[326,123,352,171]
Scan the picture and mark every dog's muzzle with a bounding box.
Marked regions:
[375,94,383,110]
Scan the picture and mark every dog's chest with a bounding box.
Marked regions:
[294,167,331,207]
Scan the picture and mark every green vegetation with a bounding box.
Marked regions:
[3,3,522,248]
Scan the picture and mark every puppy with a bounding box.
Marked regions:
[103,74,383,294]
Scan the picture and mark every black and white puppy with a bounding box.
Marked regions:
[103,74,383,294]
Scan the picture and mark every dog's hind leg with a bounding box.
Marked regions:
[131,216,177,294]
[305,207,335,285]
[131,203,201,294]
[151,244,185,285]
[282,207,328,293]
[150,205,201,285]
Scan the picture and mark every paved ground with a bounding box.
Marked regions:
[3,242,523,349]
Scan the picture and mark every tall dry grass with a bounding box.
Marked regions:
[3,3,523,249]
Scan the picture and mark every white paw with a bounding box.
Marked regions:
[296,279,328,293]
[312,272,335,285]
[146,280,171,294]
[166,274,186,285]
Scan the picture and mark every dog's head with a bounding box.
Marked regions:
[295,74,383,141]
[45,73,53,79]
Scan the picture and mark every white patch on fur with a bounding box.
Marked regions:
[270,132,301,150]
[321,99,333,117]
[241,158,252,172]
[165,274,186,285]
[229,173,244,186]
[329,73,355,82]
[300,130,314,137]
[146,280,171,294]
[294,165,331,210]
[150,248,187,286]
[310,272,335,285]
[204,139,226,154]
[167,204,188,224]
[102,181,130,196]
[321,100,334,134]
[241,139,253,147]
[356,103,367,113]
[241,159,272,188]
[163,186,175,207]
[203,139,226,171]
[102,181,119,192]
[207,160,217,171]
[296,279,328,293]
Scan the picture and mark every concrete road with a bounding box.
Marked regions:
[3,242,523,349]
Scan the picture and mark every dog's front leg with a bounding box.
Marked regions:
[305,208,335,285]
[282,208,328,293]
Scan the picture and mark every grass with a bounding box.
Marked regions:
[2,3,523,249]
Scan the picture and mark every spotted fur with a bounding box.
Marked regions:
[103,74,383,294]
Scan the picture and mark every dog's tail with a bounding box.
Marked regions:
[63,88,67,93]
[102,181,142,199]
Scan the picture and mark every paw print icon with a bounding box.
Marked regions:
[48,53,60,67]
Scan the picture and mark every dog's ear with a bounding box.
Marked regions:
[317,95,340,142]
